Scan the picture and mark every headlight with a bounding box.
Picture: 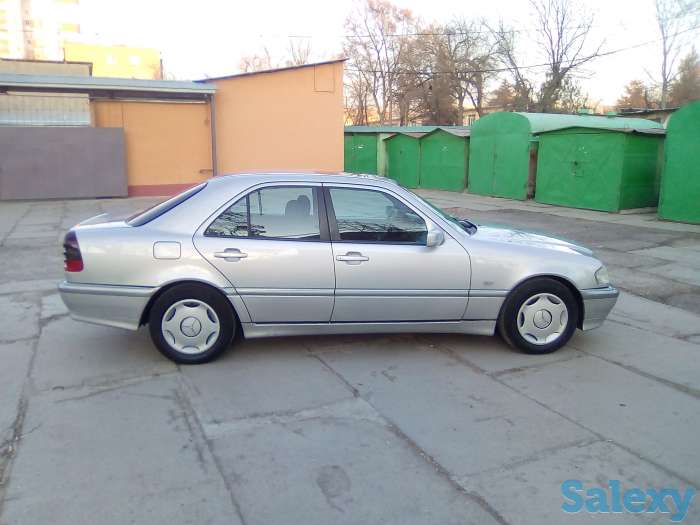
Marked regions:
[595,266,610,287]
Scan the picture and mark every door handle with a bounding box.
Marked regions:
[214,248,248,261]
[336,251,369,264]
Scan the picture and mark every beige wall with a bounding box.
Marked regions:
[208,61,344,174]
[94,99,212,194]
[0,58,90,76]
[64,42,163,79]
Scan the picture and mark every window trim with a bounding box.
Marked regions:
[203,184,330,242]
[323,185,429,246]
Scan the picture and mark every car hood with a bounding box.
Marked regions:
[471,224,594,256]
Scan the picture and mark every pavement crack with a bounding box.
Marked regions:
[176,374,248,525]
[583,352,700,400]
[313,352,511,525]
[53,379,151,403]
[0,397,28,489]
[486,366,700,489]
[310,354,360,397]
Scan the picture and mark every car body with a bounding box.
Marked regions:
[59,172,618,363]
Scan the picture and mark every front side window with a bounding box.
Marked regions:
[328,187,427,244]
[205,186,321,241]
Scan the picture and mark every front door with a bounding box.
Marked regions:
[325,185,470,322]
[194,184,334,323]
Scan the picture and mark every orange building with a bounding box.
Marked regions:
[202,59,344,176]
[0,59,345,198]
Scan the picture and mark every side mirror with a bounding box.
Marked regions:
[426,227,445,247]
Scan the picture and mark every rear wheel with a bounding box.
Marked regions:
[498,278,578,355]
[149,283,235,364]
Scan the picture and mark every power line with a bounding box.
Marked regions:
[344,23,700,76]
[291,6,700,40]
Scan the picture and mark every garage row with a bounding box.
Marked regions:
[344,102,700,224]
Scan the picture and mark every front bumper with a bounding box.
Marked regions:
[58,281,155,330]
[580,286,619,330]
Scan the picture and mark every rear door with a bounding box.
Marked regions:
[194,183,335,323]
[325,184,470,322]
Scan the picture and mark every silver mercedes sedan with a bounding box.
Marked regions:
[59,173,618,364]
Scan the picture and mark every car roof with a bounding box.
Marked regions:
[208,172,398,188]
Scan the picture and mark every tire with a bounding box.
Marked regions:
[498,277,579,355]
[149,283,236,364]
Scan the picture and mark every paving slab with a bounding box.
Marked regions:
[16,212,62,227]
[209,397,500,525]
[420,333,583,374]
[0,279,59,296]
[643,262,700,288]
[666,292,700,317]
[0,295,39,343]
[39,293,68,320]
[0,246,63,285]
[499,355,700,485]
[462,440,699,524]
[182,338,352,425]
[667,238,700,250]
[0,376,239,525]
[591,247,669,270]
[31,317,176,391]
[0,341,33,450]
[570,321,700,395]
[318,340,592,477]
[608,267,696,308]
[631,245,700,265]
[611,292,700,339]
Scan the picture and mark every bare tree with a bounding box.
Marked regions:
[287,38,312,66]
[654,0,699,108]
[344,0,417,124]
[669,47,700,106]
[238,47,273,73]
[490,21,535,110]
[491,0,602,112]
[345,73,372,125]
[441,19,498,121]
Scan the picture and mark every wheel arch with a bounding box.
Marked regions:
[139,279,243,328]
[499,274,584,329]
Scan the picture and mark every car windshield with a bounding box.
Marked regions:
[127,183,207,226]
[412,193,478,235]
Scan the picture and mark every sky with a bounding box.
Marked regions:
[78,0,700,106]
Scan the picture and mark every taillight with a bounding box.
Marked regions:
[63,230,83,272]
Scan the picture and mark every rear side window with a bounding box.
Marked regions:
[205,186,321,241]
[127,183,207,226]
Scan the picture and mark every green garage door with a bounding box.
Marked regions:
[353,134,378,174]
[385,133,421,188]
[659,101,700,224]
[419,130,468,191]
[536,131,623,212]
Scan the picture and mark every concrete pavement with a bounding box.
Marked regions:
[0,195,698,524]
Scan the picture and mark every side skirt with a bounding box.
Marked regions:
[240,320,496,339]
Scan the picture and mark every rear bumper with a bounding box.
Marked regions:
[580,286,619,331]
[58,281,155,330]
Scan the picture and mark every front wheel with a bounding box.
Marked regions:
[149,283,235,364]
[498,278,579,355]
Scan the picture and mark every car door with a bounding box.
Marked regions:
[325,184,470,322]
[194,183,335,323]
